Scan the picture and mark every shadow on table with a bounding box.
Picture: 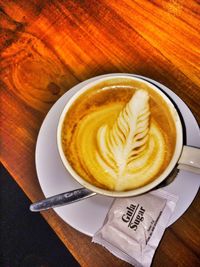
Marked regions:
[0,164,80,267]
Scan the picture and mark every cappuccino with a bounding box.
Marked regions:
[61,78,176,191]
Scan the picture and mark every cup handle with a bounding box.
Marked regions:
[178,146,200,174]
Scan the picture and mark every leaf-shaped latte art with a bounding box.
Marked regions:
[96,90,150,180]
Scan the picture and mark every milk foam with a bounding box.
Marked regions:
[62,82,176,192]
[95,89,165,190]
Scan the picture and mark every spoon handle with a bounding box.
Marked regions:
[30,188,96,212]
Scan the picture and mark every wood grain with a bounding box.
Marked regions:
[1,1,200,266]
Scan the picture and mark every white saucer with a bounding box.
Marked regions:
[36,74,200,237]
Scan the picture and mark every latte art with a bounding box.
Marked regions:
[61,79,176,191]
[96,90,149,189]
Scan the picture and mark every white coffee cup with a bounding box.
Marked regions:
[57,75,200,197]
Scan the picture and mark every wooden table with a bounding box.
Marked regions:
[1,1,200,266]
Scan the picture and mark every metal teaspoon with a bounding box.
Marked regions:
[30,188,96,212]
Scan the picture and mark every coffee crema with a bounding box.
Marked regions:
[61,78,176,191]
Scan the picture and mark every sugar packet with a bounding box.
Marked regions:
[92,189,178,267]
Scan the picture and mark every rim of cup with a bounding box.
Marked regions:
[57,75,183,197]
